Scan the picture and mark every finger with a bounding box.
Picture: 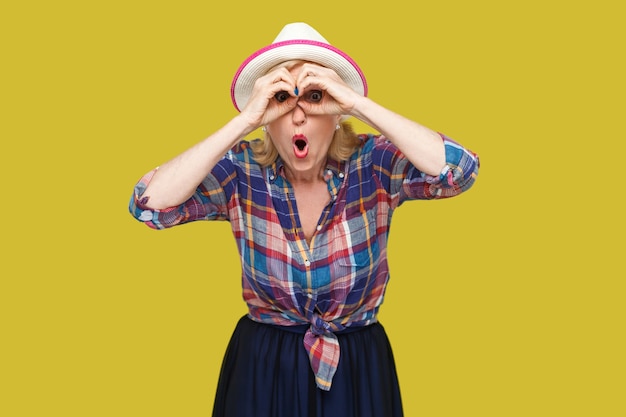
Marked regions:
[296,63,336,83]
[263,95,298,121]
[295,70,319,90]
[267,81,298,99]
[266,67,297,90]
[297,101,336,116]
[295,64,319,89]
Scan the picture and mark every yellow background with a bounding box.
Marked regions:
[1,1,624,416]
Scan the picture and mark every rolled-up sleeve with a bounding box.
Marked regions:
[128,164,232,230]
[374,133,479,206]
[418,133,480,198]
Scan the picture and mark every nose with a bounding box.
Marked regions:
[291,104,306,126]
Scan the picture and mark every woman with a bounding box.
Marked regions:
[129,22,479,417]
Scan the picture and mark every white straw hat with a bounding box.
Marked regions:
[231,22,368,111]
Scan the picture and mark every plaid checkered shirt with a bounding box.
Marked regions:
[129,133,480,390]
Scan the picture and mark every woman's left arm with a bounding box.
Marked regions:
[350,96,446,176]
[294,63,475,179]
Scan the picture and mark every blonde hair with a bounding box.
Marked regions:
[249,59,361,166]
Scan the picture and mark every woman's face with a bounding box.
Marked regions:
[266,63,339,180]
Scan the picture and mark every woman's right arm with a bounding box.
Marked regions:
[140,114,255,210]
[140,66,300,210]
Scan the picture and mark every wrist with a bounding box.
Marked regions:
[349,96,376,124]
[231,113,259,138]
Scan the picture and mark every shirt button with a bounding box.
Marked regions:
[338,172,345,178]
[326,170,332,176]
[304,259,311,267]
[316,225,322,231]
[307,293,313,298]
[269,175,275,180]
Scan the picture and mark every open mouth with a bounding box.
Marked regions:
[292,134,309,158]
[295,139,307,151]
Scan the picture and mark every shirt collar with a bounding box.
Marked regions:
[268,157,346,183]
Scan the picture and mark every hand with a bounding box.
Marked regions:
[293,63,361,117]
[239,67,299,129]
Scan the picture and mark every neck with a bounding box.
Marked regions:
[284,163,325,186]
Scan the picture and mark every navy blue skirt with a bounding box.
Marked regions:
[212,316,403,417]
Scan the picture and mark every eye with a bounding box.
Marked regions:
[274,91,290,103]
[305,90,323,103]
